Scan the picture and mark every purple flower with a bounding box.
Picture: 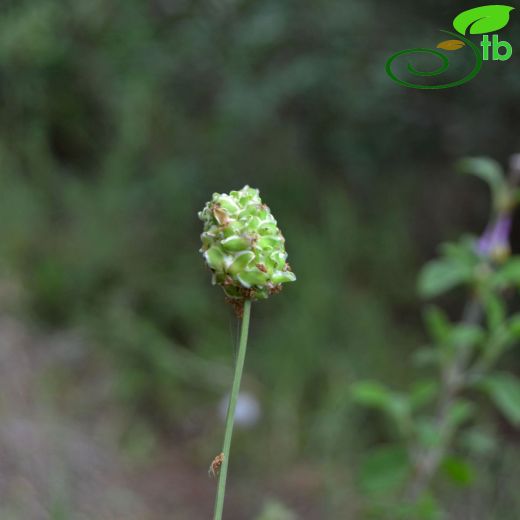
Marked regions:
[477,215,512,260]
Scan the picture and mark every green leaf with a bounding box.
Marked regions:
[271,270,297,284]
[441,456,475,486]
[412,493,443,520]
[220,235,251,252]
[257,236,283,249]
[480,373,520,426]
[482,290,506,332]
[492,258,520,288]
[481,325,515,365]
[351,381,391,408]
[359,444,409,495]
[453,5,515,35]
[449,324,484,349]
[507,314,520,339]
[410,380,438,410]
[388,493,442,520]
[460,428,497,456]
[204,246,226,270]
[258,223,278,236]
[237,268,269,287]
[457,156,505,194]
[441,236,479,264]
[423,306,451,344]
[413,347,440,367]
[415,417,443,448]
[217,194,241,214]
[418,259,472,298]
[227,251,255,275]
[351,381,410,426]
[447,400,475,431]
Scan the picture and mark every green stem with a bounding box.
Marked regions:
[213,299,252,520]
[406,298,482,501]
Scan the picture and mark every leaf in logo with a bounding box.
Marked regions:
[436,39,466,51]
[453,5,514,35]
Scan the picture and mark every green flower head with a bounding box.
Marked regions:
[199,185,296,301]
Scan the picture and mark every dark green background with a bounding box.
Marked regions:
[0,0,519,518]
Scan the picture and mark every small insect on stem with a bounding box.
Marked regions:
[208,453,225,478]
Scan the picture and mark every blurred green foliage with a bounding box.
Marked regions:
[353,161,520,518]
[1,0,520,517]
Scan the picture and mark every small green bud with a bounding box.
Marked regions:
[199,185,296,301]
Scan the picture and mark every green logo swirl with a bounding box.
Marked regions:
[386,31,483,90]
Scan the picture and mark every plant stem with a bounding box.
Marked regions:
[406,298,482,501]
[213,299,252,520]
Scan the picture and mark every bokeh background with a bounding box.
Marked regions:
[1,0,519,518]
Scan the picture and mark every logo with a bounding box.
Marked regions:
[386,5,514,89]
